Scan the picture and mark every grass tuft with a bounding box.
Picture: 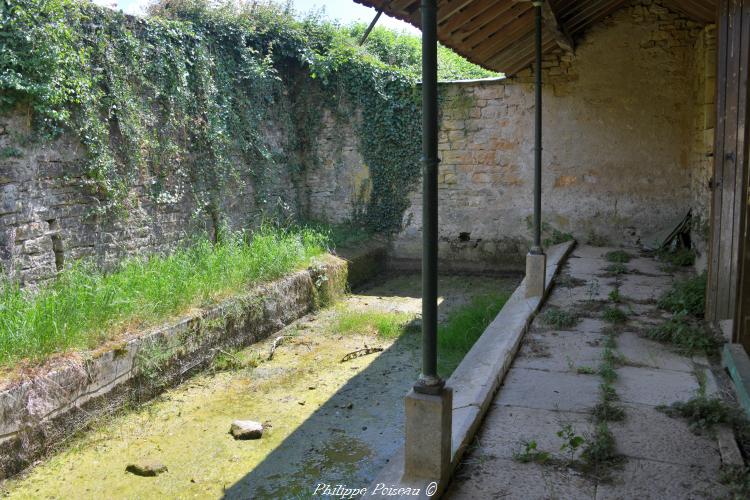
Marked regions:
[592,401,626,422]
[0,225,328,366]
[658,273,706,317]
[656,247,696,267]
[605,250,631,263]
[657,395,747,433]
[438,293,510,376]
[541,307,580,329]
[646,313,719,354]
[334,292,510,377]
[604,263,628,276]
[581,422,618,469]
[334,309,415,339]
[602,306,628,324]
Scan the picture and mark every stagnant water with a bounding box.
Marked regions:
[3,273,520,499]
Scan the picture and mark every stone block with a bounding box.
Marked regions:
[404,387,452,481]
[525,252,546,298]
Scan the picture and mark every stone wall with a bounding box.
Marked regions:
[0,102,365,287]
[391,0,715,270]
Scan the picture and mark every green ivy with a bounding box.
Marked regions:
[0,0,486,232]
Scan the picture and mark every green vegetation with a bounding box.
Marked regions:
[658,395,748,434]
[333,309,415,339]
[721,465,750,499]
[608,288,621,303]
[604,263,628,276]
[541,307,580,329]
[658,273,706,317]
[211,348,263,372]
[347,24,499,81]
[513,440,550,464]
[558,424,586,461]
[581,422,618,471]
[0,226,327,365]
[602,306,628,324]
[605,250,632,263]
[592,401,625,422]
[657,247,696,267]
[646,312,719,354]
[437,293,510,375]
[660,394,750,496]
[523,219,574,247]
[650,272,714,353]
[334,292,509,376]
[544,229,575,247]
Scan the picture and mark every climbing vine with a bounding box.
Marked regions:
[0,0,429,231]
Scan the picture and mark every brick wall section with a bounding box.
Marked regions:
[391,0,713,269]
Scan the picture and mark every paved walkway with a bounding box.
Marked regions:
[447,245,731,499]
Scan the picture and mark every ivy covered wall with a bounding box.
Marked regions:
[0,0,423,285]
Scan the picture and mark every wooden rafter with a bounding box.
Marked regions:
[541,1,575,52]
[352,0,719,73]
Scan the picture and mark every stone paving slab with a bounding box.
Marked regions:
[616,331,694,373]
[614,365,700,407]
[609,403,722,471]
[548,281,617,307]
[468,405,594,461]
[449,457,596,499]
[515,330,603,372]
[594,459,727,500]
[565,257,608,278]
[494,367,600,413]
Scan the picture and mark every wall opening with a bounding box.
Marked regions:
[47,219,64,272]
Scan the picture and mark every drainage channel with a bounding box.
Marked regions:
[3,273,519,499]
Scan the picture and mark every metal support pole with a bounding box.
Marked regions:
[532,1,543,254]
[415,0,443,395]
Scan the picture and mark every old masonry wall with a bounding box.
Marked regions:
[391,0,716,272]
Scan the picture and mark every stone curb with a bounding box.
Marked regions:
[365,240,575,499]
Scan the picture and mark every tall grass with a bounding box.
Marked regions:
[334,292,509,377]
[437,293,510,375]
[0,226,328,366]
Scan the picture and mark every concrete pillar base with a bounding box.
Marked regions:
[404,387,453,481]
[525,252,547,298]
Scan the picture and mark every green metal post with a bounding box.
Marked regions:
[532,1,543,254]
[415,0,443,395]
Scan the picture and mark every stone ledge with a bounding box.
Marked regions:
[366,240,575,499]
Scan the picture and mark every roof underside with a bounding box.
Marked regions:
[353,0,718,75]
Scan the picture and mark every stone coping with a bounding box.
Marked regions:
[365,240,575,499]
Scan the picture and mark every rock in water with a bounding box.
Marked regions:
[230,420,264,440]
[125,462,168,477]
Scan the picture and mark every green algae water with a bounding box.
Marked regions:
[3,274,519,499]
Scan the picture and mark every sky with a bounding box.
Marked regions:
[92,0,420,33]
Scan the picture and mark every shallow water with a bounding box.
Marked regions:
[3,273,519,499]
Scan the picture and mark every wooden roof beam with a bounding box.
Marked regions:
[541,1,575,53]
[514,0,575,53]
